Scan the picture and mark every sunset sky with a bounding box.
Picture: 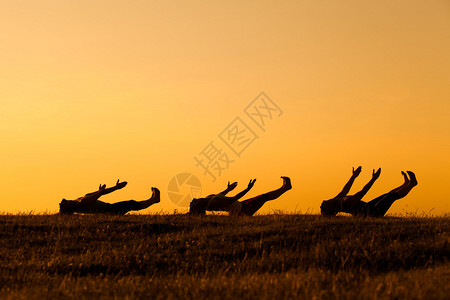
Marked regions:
[1,0,449,215]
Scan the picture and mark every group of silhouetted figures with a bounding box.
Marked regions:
[59,167,418,217]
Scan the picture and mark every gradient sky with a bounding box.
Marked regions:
[1,0,449,215]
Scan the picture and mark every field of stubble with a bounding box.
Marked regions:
[0,214,449,299]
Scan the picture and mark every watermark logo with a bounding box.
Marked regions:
[219,117,258,157]
[167,173,202,207]
[194,92,283,182]
[193,142,235,182]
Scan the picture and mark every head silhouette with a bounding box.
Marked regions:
[59,199,79,214]
[320,200,338,216]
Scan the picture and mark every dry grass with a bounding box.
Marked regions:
[0,214,449,299]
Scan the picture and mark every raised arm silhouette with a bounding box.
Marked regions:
[189,177,292,216]
[320,167,417,217]
[59,180,160,215]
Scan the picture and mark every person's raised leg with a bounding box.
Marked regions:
[138,187,161,209]
[240,177,292,216]
[367,171,418,217]
[389,171,410,194]
[396,171,418,197]
[108,187,161,214]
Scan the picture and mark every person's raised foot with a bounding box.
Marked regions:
[406,171,418,187]
[401,171,410,185]
[281,176,292,190]
[151,187,161,203]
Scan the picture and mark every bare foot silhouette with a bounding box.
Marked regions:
[281,176,292,190]
[407,171,418,186]
[401,171,410,185]
[151,187,161,203]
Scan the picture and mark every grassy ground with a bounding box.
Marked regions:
[0,214,449,299]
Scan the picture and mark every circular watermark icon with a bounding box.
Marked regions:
[167,173,202,207]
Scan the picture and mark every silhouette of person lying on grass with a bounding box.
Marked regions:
[320,167,417,217]
[189,177,292,216]
[59,180,160,215]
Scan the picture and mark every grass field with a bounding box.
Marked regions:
[0,214,449,299]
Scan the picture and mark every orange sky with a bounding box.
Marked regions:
[1,0,449,215]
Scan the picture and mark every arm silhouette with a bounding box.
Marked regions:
[212,179,256,208]
[336,166,361,197]
[81,180,128,205]
[100,180,127,195]
[218,181,238,196]
[232,179,256,201]
[344,168,381,208]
